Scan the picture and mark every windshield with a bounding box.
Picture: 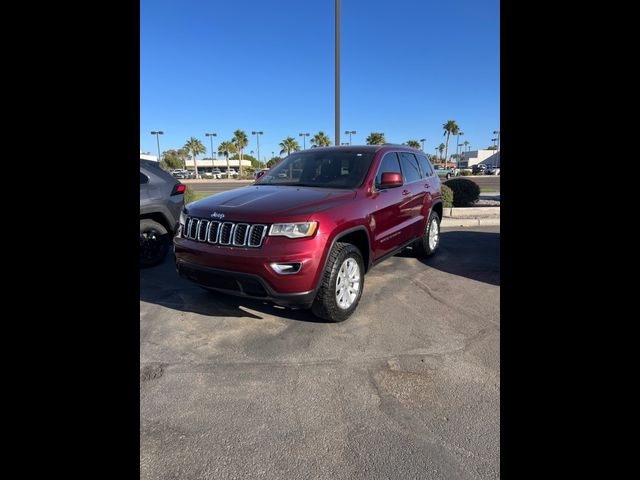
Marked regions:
[257,150,376,189]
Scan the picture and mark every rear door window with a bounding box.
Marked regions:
[399,152,421,183]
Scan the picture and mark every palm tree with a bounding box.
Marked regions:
[366,132,386,145]
[311,131,331,147]
[405,140,420,149]
[463,140,470,152]
[442,120,460,167]
[438,143,445,162]
[279,137,300,156]
[231,130,249,177]
[218,141,237,179]
[177,148,189,170]
[184,137,206,177]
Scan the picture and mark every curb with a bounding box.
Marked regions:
[441,217,500,227]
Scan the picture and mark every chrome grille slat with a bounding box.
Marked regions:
[233,224,249,246]
[197,220,209,242]
[188,218,200,239]
[207,221,220,243]
[183,217,267,247]
[248,224,268,247]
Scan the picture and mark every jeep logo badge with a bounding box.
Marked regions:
[210,212,225,219]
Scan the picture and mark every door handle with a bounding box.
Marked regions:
[402,189,410,196]
[424,183,430,188]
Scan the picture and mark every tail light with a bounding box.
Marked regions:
[171,183,186,196]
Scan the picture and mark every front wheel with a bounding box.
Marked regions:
[414,210,441,258]
[311,242,365,322]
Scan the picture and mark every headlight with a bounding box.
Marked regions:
[268,222,318,239]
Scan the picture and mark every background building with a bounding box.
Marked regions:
[458,149,500,168]
[184,158,252,171]
[140,149,158,161]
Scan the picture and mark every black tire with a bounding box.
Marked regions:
[414,210,441,258]
[140,219,170,268]
[311,242,365,322]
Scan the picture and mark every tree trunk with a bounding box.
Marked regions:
[193,155,199,178]
[226,153,231,179]
[239,149,243,178]
[444,132,450,167]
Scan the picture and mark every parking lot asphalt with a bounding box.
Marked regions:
[140,226,500,480]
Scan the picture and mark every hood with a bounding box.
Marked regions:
[185,185,356,222]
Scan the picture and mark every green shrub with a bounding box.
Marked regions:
[184,185,197,204]
[441,184,453,208]
[460,170,472,176]
[444,178,480,207]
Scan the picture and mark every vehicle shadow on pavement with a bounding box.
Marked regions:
[140,253,327,323]
[398,230,500,286]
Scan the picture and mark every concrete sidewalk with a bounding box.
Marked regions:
[442,192,500,226]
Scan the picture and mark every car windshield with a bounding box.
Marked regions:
[256,150,376,189]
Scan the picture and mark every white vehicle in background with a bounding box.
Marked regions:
[211,168,223,179]
[485,165,501,175]
[226,168,238,178]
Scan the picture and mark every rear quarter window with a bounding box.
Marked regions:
[416,155,434,177]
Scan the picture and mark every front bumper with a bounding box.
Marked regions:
[174,232,329,306]
[176,260,315,308]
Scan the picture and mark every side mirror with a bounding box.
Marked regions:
[256,170,266,180]
[378,172,403,188]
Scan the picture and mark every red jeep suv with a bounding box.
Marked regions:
[174,145,442,322]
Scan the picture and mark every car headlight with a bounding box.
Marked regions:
[268,222,318,239]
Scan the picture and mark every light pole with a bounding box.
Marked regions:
[150,131,164,163]
[252,131,263,166]
[455,131,464,169]
[299,132,309,149]
[205,132,217,169]
[493,130,500,167]
[491,137,498,166]
[420,138,426,151]
[435,147,439,164]
[335,0,340,145]
[345,130,356,145]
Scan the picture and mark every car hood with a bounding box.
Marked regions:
[185,185,357,222]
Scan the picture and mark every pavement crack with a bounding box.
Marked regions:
[411,278,500,329]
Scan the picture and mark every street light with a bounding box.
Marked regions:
[205,132,217,168]
[252,131,263,167]
[150,131,164,163]
[299,132,310,149]
[455,131,464,169]
[493,130,500,151]
[435,147,439,164]
[345,130,356,145]
[335,0,340,145]
[420,138,426,151]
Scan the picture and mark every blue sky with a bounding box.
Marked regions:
[141,0,499,161]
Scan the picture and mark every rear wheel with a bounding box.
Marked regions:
[140,219,170,268]
[311,242,365,322]
[414,210,441,258]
